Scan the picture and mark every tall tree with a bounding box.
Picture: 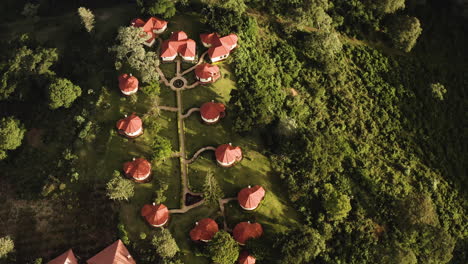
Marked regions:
[106,171,135,201]
[207,231,239,264]
[109,26,160,84]
[322,183,351,221]
[140,0,177,18]
[77,7,95,33]
[202,170,224,206]
[370,0,406,14]
[0,117,25,160]
[275,228,326,264]
[1,44,58,100]
[0,236,14,259]
[387,15,422,52]
[151,229,179,258]
[47,78,82,109]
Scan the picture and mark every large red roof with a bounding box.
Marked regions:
[208,45,231,59]
[87,240,135,264]
[123,158,151,181]
[118,74,139,93]
[216,144,242,165]
[195,63,220,79]
[47,249,78,264]
[141,203,169,227]
[233,222,263,245]
[116,114,142,134]
[161,31,196,58]
[189,218,219,241]
[238,185,265,210]
[200,102,225,120]
[238,251,256,264]
[203,33,238,58]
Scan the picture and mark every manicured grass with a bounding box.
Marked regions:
[168,205,220,264]
[179,62,302,251]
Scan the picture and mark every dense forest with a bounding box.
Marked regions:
[0,0,467,263]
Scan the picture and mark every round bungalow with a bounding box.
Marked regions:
[238,251,256,264]
[200,101,225,124]
[118,73,139,95]
[233,221,263,245]
[195,63,220,84]
[189,218,219,242]
[238,185,266,210]
[141,203,169,227]
[123,157,151,182]
[215,143,242,167]
[116,113,143,138]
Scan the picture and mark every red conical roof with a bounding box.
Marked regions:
[47,249,78,264]
[116,114,142,135]
[170,31,188,41]
[200,102,225,120]
[238,251,256,264]
[200,33,219,44]
[233,222,263,245]
[123,158,151,181]
[189,218,219,242]
[141,203,169,227]
[118,74,139,94]
[195,63,220,79]
[215,144,242,166]
[238,185,265,210]
[87,240,135,264]
[145,17,167,30]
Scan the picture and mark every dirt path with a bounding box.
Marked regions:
[154,48,224,214]
[180,51,208,76]
[184,146,216,164]
[219,197,237,231]
[181,107,200,119]
[158,105,178,112]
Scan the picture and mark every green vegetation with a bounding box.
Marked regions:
[274,228,325,264]
[0,117,25,160]
[207,231,239,264]
[106,171,135,201]
[202,170,223,206]
[47,77,82,109]
[0,236,14,259]
[77,7,95,33]
[109,26,159,83]
[0,1,466,263]
[151,229,180,259]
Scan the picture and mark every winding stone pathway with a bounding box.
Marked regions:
[158,105,178,112]
[184,146,216,164]
[181,107,200,119]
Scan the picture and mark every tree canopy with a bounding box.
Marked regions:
[47,77,82,109]
[275,228,326,264]
[207,231,239,264]
[0,117,25,160]
[78,7,95,33]
[0,236,14,259]
[106,171,135,201]
[109,26,160,83]
[202,170,224,205]
[151,229,179,259]
[387,15,422,52]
